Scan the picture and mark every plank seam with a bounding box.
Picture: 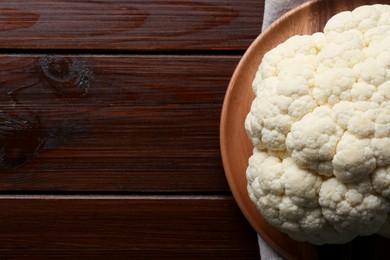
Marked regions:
[0,49,246,56]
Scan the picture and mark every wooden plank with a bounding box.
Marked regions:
[0,0,263,51]
[0,55,237,192]
[0,195,260,259]
[0,195,387,259]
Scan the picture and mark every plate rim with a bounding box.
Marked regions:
[220,0,390,258]
[220,0,332,259]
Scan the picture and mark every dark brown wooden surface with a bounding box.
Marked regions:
[0,0,264,258]
[0,0,263,51]
[0,55,237,192]
[0,0,390,259]
[0,196,259,259]
[4,0,388,259]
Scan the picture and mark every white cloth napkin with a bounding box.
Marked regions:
[262,0,310,30]
[257,234,284,260]
[257,1,311,259]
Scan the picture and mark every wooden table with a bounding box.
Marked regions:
[0,1,262,258]
[3,1,389,259]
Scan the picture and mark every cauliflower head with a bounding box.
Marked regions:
[245,4,390,245]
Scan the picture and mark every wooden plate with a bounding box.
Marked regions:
[220,0,390,259]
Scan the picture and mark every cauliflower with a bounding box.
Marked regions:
[245,4,390,245]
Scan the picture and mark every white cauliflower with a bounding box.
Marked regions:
[245,4,390,244]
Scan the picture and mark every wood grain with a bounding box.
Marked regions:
[0,0,263,51]
[0,0,261,259]
[221,0,390,259]
[0,55,239,192]
[0,195,259,259]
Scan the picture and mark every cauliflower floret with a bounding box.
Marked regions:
[324,11,356,33]
[351,82,376,101]
[316,30,365,72]
[319,178,388,235]
[247,149,354,245]
[332,133,376,183]
[286,106,343,177]
[372,82,390,105]
[353,58,388,86]
[372,166,390,199]
[245,4,390,245]
[313,68,355,105]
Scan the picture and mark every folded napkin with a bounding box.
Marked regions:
[257,2,310,259]
[262,0,310,31]
[257,234,284,260]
